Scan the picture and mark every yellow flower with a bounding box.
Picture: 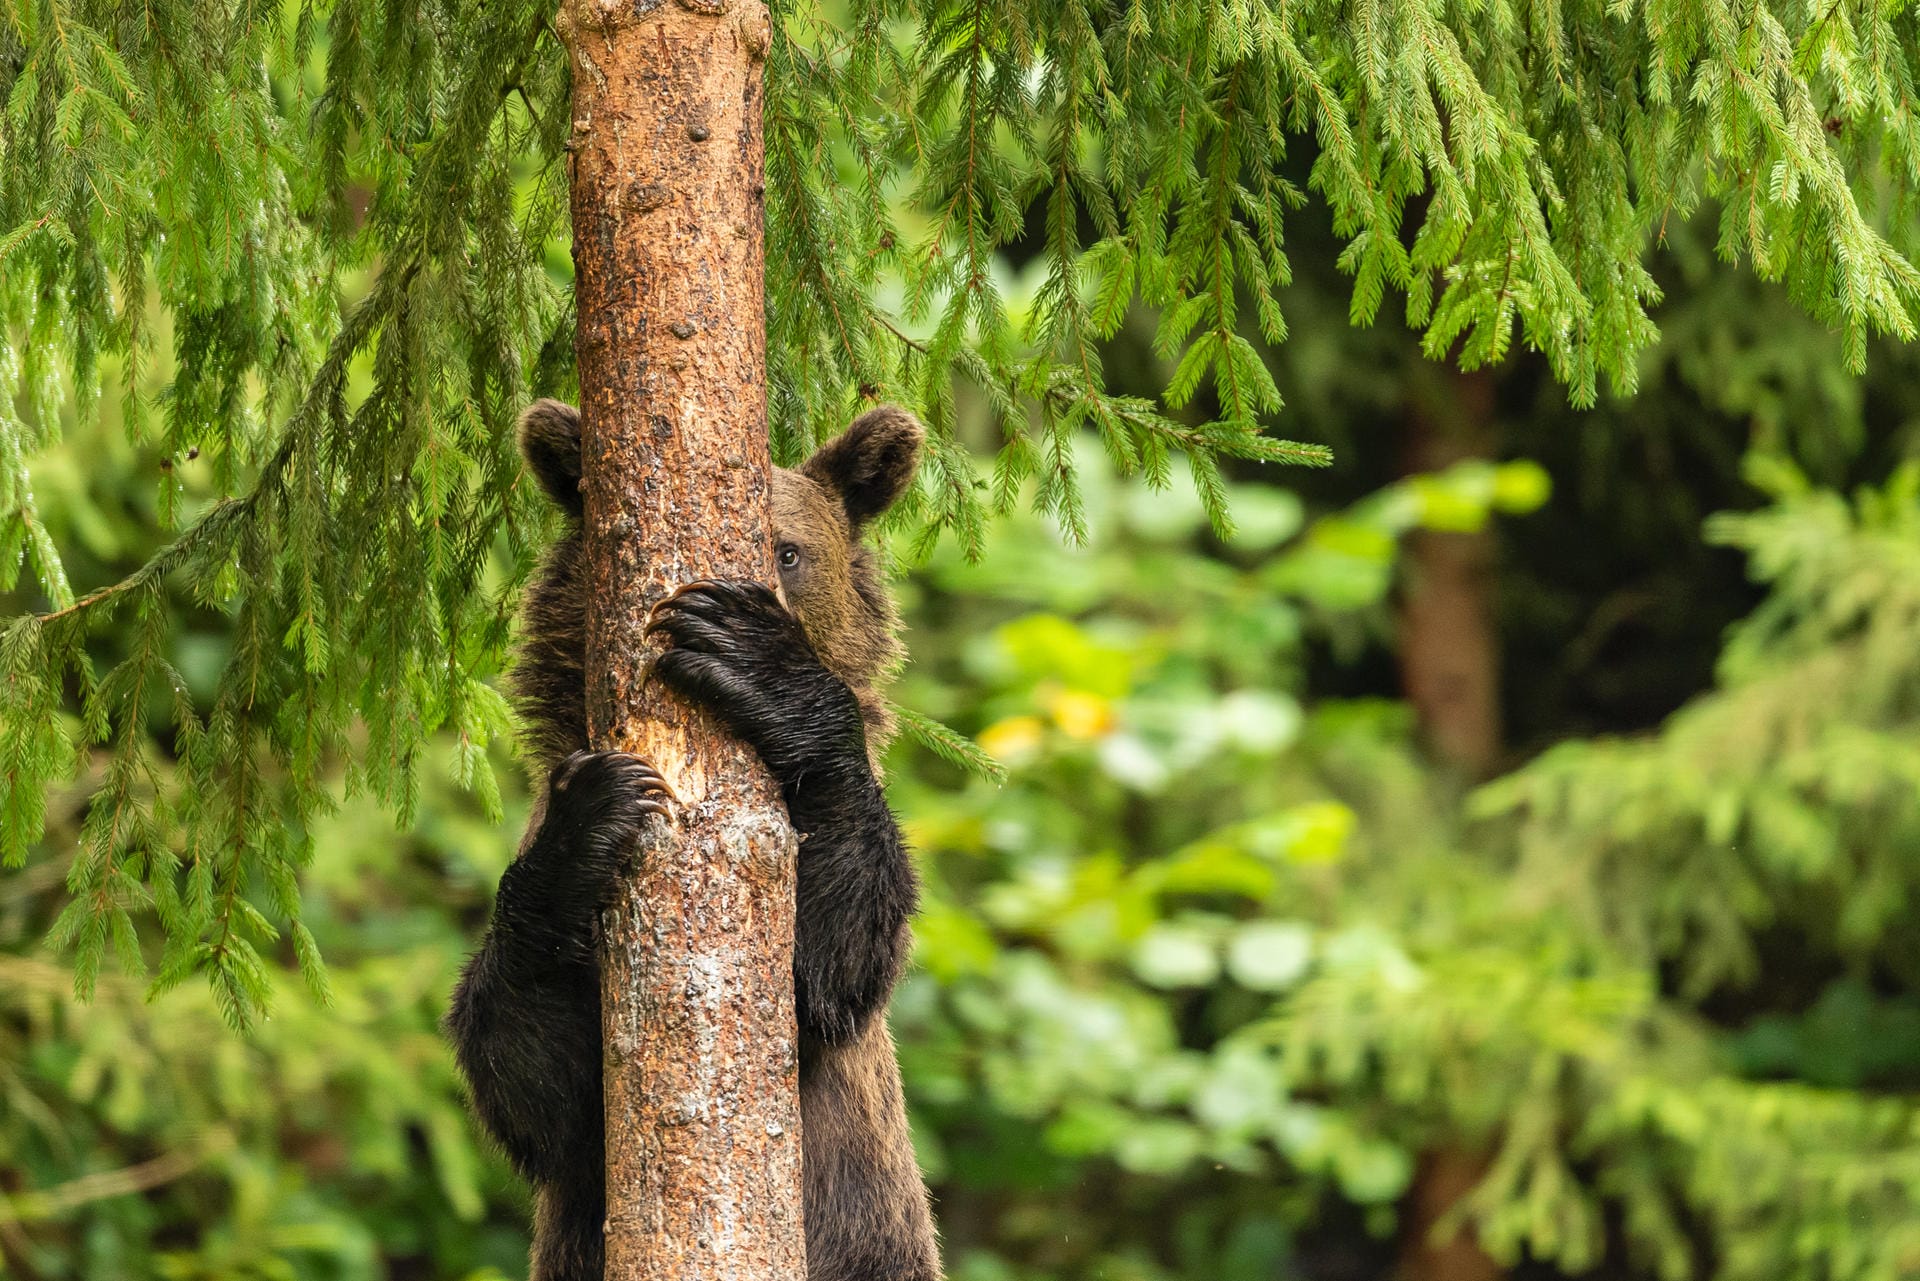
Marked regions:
[1047,688,1116,740]
[978,714,1047,763]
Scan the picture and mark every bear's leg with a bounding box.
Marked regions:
[645,580,919,1046]
[530,1182,608,1281]
[447,749,670,1279]
[785,767,917,1046]
[801,1027,942,1281]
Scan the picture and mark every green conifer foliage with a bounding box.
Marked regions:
[5,0,1920,1024]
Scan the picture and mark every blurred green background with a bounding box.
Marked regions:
[7,5,1920,1277]
[8,175,1920,1281]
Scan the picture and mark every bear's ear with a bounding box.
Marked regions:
[519,399,584,517]
[801,405,925,530]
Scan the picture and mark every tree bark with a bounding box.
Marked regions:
[1399,368,1501,779]
[1396,367,1502,1281]
[556,3,804,1280]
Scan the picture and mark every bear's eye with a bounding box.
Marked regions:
[777,543,801,570]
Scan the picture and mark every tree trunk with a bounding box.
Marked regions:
[1396,367,1503,1281]
[556,3,805,1280]
[1399,369,1501,779]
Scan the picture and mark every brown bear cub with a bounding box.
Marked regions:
[447,400,940,1281]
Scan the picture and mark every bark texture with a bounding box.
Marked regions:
[557,2,804,1279]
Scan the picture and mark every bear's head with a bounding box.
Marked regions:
[514,399,922,755]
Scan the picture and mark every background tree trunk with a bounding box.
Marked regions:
[556,3,805,1279]
[1400,369,1502,779]
[1395,367,1504,1281]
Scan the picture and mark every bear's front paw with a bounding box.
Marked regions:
[539,749,676,899]
[646,580,863,778]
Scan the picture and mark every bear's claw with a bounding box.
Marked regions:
[643,580,862,782]
[547,748,678,810]
[645,580,722,632]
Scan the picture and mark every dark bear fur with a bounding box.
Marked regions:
[446,399,940,1281]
